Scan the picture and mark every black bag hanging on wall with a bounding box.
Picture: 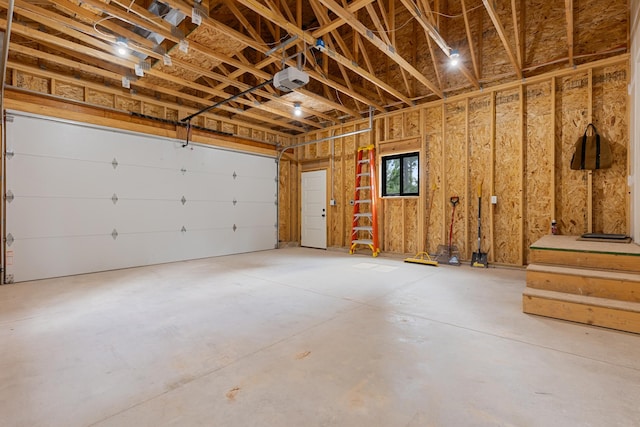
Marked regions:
[570,123,613,170]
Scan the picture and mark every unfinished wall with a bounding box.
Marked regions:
[285,56,629,266]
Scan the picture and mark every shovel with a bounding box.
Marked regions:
[471,183,488,268]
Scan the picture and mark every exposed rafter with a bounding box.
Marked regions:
[482,0,523,79]
[565,0,575,67]
[316,0,442,99]
[400,0,479,89]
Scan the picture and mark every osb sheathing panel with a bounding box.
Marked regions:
[388,113,403,140]
[404,199,419,253]
[15,71,49,93]
[444,101,467,257]
[87,88,114,108]
[523,0,567,69]
[237,126,251,138]
[205,118,220,131]
[524,81,554,263]
[468,95,492,260]
[343,152,356,245]
[222,122,235,135]
[555,72,589,236]
[153,64,202,86]
[424,106,444,254]
[494,88,522,264]
[405,110,421,138]
[592,64,628,234]
[115,96,141,113]
[253,92,335,118]
[143,102,164,118]
[190,25,246,57]
[384,199,404,253]
[317,130,331,158]
[574,0,627,60]
[54,81,84,101]
[143,74,185,91]
[166,108,178,121]
[329,144,343,247]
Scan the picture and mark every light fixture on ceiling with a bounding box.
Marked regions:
[115,36,128,56]
[293,102,302,117]
[449,49,460,67]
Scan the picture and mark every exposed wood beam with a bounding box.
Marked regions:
[386,0,412,96]
[13,0,324,129]
[511,0,522,68]
[481,0,523,79]
[425,36,443,90]
[401,0,480,89]
[165,0,382,114]
[3,13,311,132]
[297,88,360,118]
[236,0,397,108]
[316,0,442,99]
[461,0,480,80]
[311,0,376,37]
[308,0,386,105]
[79,0,271,81]
[6,47,294,136]
[565,0,574,67]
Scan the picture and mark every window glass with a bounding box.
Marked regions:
[381,152,419,196]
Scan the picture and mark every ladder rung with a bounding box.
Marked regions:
[357,173,370,177]
[358,159,370,164]
[356,186,371,191]
[354,213,372,218]
[353,226,372,231]
[351,239,373,245]
[355,199,371,204]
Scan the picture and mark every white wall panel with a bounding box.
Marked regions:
[4,112,277,282]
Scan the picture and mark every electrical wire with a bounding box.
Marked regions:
[431,3,484,19]
[93,16,117,41]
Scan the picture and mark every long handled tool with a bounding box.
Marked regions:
[471,183,489,268]
[405,184,438,266]
[448,196,461,265]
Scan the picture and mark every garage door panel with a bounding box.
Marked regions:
[5,112,276,282]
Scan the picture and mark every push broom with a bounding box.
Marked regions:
[405,184,438,266]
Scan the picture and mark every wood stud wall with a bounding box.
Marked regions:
[9,48,630,268]
[283,57,630,266]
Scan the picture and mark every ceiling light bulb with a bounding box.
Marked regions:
[450,49,460,67]
[294,102,302,117]
[115,36,128,56]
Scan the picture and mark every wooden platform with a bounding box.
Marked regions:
[523,235,640,334]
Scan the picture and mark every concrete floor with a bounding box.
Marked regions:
[0,248,639,427]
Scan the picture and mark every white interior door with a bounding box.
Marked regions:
[301,170,327,249]
[4,111,277,283]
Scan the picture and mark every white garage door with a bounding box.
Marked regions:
[4,112,277,283]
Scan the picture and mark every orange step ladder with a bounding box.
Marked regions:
[349,144,380,257]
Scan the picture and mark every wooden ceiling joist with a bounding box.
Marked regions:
[11,0,326,130]
[236,0,396,109]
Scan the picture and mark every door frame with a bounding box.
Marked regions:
[300,168,329,249]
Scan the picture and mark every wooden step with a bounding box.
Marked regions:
[523,288,640,334]
[529,235,640,273]
[526,264,640,302]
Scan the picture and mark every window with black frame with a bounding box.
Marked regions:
[381,152,419,196]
